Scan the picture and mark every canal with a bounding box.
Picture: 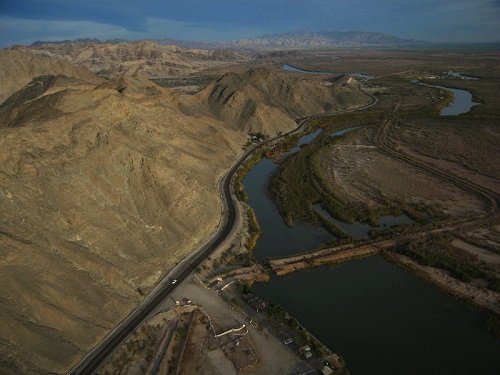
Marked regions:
[242,84,498,373]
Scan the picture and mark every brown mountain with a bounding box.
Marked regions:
[12,40,247,78]
[196,67,371,134]
[0,68,245,374]
[227,31,427,50]
[0,51,369,373]
[0,49,100,104]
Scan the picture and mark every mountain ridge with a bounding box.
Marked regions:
[19,30,428,52]
[225,30,428,50]
[0,50,371,373]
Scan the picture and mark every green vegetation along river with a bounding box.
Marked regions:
[242,122,499,374]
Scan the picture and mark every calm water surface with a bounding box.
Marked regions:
[413,80,480,116]
[282,63,334,75]
[282,63,374,80]
[243,157,331,262]
[244,127,361,261]
[314,203,414,240]
[254,257,500,375]
[243,123,499,374]
[445,71,480,80]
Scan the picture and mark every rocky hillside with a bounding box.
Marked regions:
[227,31,426,50]
[12,40,246,78]
[0,49,100,104]
[0,51,371,373]
[196,67,371,134]
[0,59,246,374]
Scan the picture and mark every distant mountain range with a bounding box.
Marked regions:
[224,31,428,50]
[26,31,428,51]
[29,37,218,50]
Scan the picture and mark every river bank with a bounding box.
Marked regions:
[385,251,500,315]
[237,70,500,374]
[253,256,500,375]
[184,60,500,374]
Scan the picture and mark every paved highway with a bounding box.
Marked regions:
[67,97,377,375]
[68,137,259,374]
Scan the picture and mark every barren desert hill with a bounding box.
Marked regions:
[0,74,102,128]
[12,40,248,78]
[196,67,371,134]
[0,49,101,104]
[0,69,247,373]
[0,51,371,373]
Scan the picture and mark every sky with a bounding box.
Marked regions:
[0,0,499,47]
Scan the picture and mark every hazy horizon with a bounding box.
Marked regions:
[1,0,500,48]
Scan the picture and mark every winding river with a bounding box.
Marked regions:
[413,80,480,116]
[282,63,375,80]
[283,63,480,116]
[243,81,498,373]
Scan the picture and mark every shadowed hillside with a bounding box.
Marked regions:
[0,51,371,373]
[0,70,245,374]
[196,67,371,134]
[0,49,100,104]
[13,40,247,78]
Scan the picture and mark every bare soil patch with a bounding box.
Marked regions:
[319,133,485,217]
[452,239,500,268]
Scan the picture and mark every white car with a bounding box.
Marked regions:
[171,279,178,285]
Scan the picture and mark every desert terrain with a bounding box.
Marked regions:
[0,43,370,374]
[1,35,499,374]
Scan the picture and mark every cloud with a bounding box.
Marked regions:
[0,16,266,47]
[0,0,499,46]
[311,0,500,42]
[0,17,136,46]
[409,0,500,42]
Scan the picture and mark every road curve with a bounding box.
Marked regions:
[67,96,377,375]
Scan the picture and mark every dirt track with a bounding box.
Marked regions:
[269,242,386,275]
[268,104,500,279]
[373,103,499,218]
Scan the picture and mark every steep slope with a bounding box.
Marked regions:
[0,73,247,373]
[196,67,372,134]
[0,49,101,104]
[0,74,98,128]
[0,56,372,373]
[15,40,246,78]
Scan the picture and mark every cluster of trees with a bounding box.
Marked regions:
[269,128,432,235]
[396,234,500,292]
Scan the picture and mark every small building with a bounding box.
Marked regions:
[325,353,342,369]
[298,345,311,354]
[243,294,267,311]
[320,366,334,375]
